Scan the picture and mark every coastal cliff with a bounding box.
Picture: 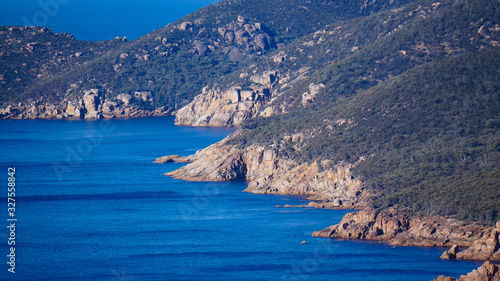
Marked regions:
[0,88,171,120]
[312,208,500,261]
[160,131,499,262]
[162,135,369,208]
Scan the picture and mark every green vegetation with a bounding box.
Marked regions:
[0,0,413,109]
[228,0,500,224]
[1,0,499,223]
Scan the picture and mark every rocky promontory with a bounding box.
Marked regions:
[312,207,500,261]
[163,134,369,208]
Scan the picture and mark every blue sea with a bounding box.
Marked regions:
[0,117,483,280]
[0,0,219,41]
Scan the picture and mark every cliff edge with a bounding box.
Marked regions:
[163,134,369,209]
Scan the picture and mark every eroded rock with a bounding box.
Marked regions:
[164,136,368,207]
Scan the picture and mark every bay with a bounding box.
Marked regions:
[0,117,483,280]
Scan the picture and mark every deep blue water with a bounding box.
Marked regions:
[0,117,484,280]
[0,0,219,41]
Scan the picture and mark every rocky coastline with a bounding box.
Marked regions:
[161,134,369,209]
[0,89,172,120]
[157,134,500,280]
[312,207,500,261]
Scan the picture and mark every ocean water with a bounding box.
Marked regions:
[0,117,483,280]
[0,0,219,41]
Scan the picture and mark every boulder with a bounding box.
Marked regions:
[193,40,208,56]
[178,21,192,31]
[66,102,76,115]
[116,93,132,106]
[333,198,342,207]
[229,48,246,62]
[73,107,83,118]
[235,30,249,45]
[241,90,253,101]
[134,91,152,102]
[255,34,272,50]
[85,110,102,120]
[230,88,240,103]
[218,27,226,37]
[302,83,325,105]
[441,244,460,260]
[102,101,117,113]
[250,70,277,86]
[83,89,102,112]
[225,31,235,43]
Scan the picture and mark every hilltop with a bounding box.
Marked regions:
[0,0,411,119]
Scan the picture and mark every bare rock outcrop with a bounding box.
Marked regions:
[302,83,325,105]
[441,221,500,261]
[174,81,274,127]
[193,40,208,56]
[163,136,368,207]
[433,261,500,281]
[440,244,460,260]
[391,216,490,247]
[83,89,103,113]
[313,208,492,249]
[153,155,195,164]
[312,208,410,240]
[116,93,132,105]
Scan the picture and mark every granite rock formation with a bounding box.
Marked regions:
[312,208,496,251]
[432,261,500,281]
[163,135,368,207]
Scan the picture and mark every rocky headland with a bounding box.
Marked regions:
[312,207,500,262]
[161,134,369,209]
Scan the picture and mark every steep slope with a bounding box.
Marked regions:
[0,0,411,119]
[176,0,500,127]
[166,0,500,224]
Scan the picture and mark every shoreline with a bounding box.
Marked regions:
[156,136,500,280]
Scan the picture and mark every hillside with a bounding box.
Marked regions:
[1,0,499,223]
[0,0,411,119]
